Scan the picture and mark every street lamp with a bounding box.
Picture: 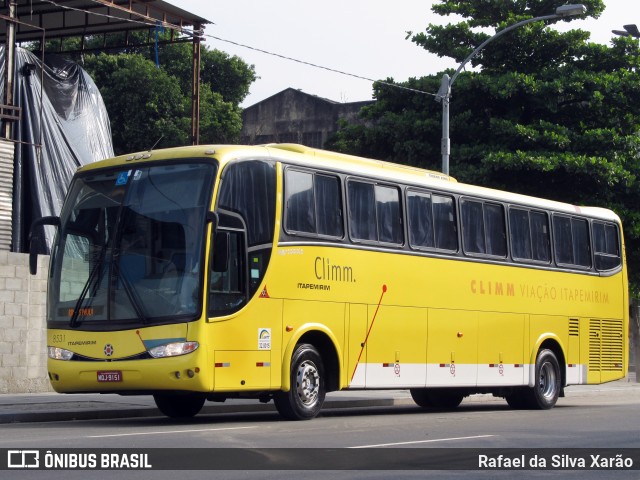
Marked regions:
[435,4,587,176]
[612,24,640,39]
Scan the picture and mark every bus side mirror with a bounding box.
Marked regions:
[212,232,230,273]
[29,216,60,275]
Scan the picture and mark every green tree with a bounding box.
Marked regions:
[153,40,254,143]
[84,53,188,152]
[85,54,189,153]
[328,1,640,290]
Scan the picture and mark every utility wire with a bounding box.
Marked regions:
[203,33,437,97]
[41,0,437,97]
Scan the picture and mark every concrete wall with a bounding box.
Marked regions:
[241,88,374,149]
[0,252,51,393]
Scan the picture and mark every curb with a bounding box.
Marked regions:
[0,396,413,424]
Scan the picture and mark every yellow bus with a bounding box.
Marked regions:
[31,144,628,420]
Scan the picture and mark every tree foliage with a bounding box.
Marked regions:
[327,0,640,290]
[84,53,188,152]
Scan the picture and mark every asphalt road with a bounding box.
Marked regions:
[2,383,639,480]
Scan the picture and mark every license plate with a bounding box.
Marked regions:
[97,371,122,382]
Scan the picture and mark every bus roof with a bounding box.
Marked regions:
[77,144,621,223]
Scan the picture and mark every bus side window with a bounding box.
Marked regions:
[530,211,551,262]
[348,181,403,245]
[208,230,247,315]
[407,190,435,248]
[462,199,506,257]
[553,215,591,268]
[315,174,343,237]
[348,181,377,241]
[593,221,621,271]
[510,208,551,263]
[572,218,591,268]
[375,185,402,244]
[433,194,457,251]
[484,203,506,256]
[462,200,485,254]
[407,190,457,252]
[285,170,315,234]
[284,170,343,238]
[509,208,532,260]
[553,216,573,265]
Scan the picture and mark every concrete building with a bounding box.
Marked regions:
[241,88,373,148]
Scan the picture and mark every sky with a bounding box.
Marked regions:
[170,1,633,107]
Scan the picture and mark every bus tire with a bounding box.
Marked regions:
[274,343,326,420]
[523,348,561,409]
[505,388,529,409]
[153,393,205,418]
[410,388,464,409]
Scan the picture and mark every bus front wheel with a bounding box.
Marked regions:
[153,393,205,418]
[274,343,326,420]
[522,348,561,409]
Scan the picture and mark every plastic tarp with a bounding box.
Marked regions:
[0,46,113,252]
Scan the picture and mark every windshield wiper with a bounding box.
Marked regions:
[69,245,108,328]
[111,256,149,324]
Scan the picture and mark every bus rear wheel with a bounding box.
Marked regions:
[522,348,561,409]
[274,343,326,420]
[153,393,205,418]
[410,388,464,409]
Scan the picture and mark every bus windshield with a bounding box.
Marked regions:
[48,162,215,328]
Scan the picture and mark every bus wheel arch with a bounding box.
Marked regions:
[518,338,565,410]
[537,338,566,390]
[274,342,326,420]
[275,330,341,420]
[281,329,341,393]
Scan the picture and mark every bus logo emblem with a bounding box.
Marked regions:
[104,344,114,357]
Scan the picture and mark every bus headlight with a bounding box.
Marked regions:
[48,346,74,361]
[148,341,199,358]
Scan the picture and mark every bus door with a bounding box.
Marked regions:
[209,222,272,391]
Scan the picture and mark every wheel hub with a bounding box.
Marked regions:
[296,360,319,405]
[539,361,557,400]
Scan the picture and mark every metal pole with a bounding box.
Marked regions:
[191,23,202,146]
[439,74,450,175]
[3,0,17,140]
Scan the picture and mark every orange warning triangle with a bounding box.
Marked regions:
[259,286,270,298]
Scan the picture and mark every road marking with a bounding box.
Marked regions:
[87,426,257,438]
[350,434,495,448]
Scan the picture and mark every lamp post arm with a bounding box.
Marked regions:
[437,13,559,176]
[448,13,559,89]
[437,4,586,176]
